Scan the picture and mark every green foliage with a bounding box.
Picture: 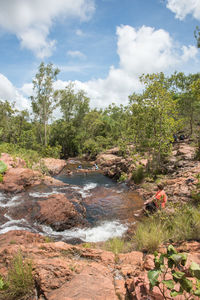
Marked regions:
[118,172,128,182]
[0,160,7,173]
[134,203,200,252]
[148,245,200,299]
[131,166,145,184]
[1,251,34,300]
[134,219,166,252]
[104,237,125,255]
[0,174,3,182]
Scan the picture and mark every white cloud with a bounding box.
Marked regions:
[7,24,200,111]
[0,0,95,58]
[76,29,84,36]
[166,0,200,20]
[0,74,29,110]
[65,25,197,108]
[67,50,86,59]
[181,45,198,61]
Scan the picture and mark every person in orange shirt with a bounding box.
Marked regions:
[153,184,167,209]
[144,184,167,213]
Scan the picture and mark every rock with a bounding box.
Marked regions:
[0,168,42,192]
[36,194,86,231]
[96,154,122,167]
[41,158,67,175]
[176,143,195,160]
[0,153,26,169]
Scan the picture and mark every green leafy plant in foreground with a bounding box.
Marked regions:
[148,245,200,299]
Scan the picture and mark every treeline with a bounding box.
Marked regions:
[1,62,200,171]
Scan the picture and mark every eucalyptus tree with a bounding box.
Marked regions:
[30,62,60,147]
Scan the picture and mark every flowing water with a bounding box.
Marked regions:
[0,171,144,243]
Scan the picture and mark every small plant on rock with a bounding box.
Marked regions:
[5,251,34,299]
[148,245,200,299]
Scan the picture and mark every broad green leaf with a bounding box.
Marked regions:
[180,277,193,293]
[167,245,177,256]
[162,280,174,290]
[180,253,187,266]
[170,254,184,265]
[172,270,185,280]
[170,290,183,297]
[194,289,200,296]
[148,270,160,290]
[190,261,200,280]
[0,161,7,174]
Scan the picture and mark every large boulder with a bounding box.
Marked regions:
[0,167,65,193]
[41,158,67,175]
[36,194,86,231]
[0,168,42,193]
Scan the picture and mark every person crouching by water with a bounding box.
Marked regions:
[144,184,167,213]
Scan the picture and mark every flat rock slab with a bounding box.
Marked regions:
[48,264,118,300]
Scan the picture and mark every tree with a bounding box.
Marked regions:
[169,72,200,136]
[129,73,179,171]
[31,62,60,147]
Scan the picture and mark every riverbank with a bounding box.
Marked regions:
[0,142,200,299]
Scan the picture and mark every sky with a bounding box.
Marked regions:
[0,0,200,111]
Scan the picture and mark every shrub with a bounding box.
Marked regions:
[148,245,200,298]
[118,172,128,182]
[131,166,145,184]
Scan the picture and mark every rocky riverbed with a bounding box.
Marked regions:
[0,141,200,299]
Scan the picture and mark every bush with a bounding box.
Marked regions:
[118,172,128,182]
[131,166,145,184]
[148,245,200,298]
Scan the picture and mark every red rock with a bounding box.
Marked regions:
[41,158,67,175]
[0,153,26,169]
[48,264,118,300]
[0,168,41,192]
[36,194,85,231]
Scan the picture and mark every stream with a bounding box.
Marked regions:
[0,170,144,243]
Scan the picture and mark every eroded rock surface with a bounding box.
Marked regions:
[36,194,86,231]
[0,231,200,300]
[41,158,67,175]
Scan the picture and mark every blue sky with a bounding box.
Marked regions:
[0,0,200,110]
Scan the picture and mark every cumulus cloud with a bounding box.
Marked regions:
[64,25,198,108]
[13,24,200,110]
[67,50,86,59]
[0,74,30,110]
[0,0,95,58]
[166,0,200,20]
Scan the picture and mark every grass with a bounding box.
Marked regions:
[134,218,166,253]
[1,251,34,300]
[133,203,200,253]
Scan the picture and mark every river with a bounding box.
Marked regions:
[0,170,144,243]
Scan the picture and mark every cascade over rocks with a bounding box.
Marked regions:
[0,230,200,300]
